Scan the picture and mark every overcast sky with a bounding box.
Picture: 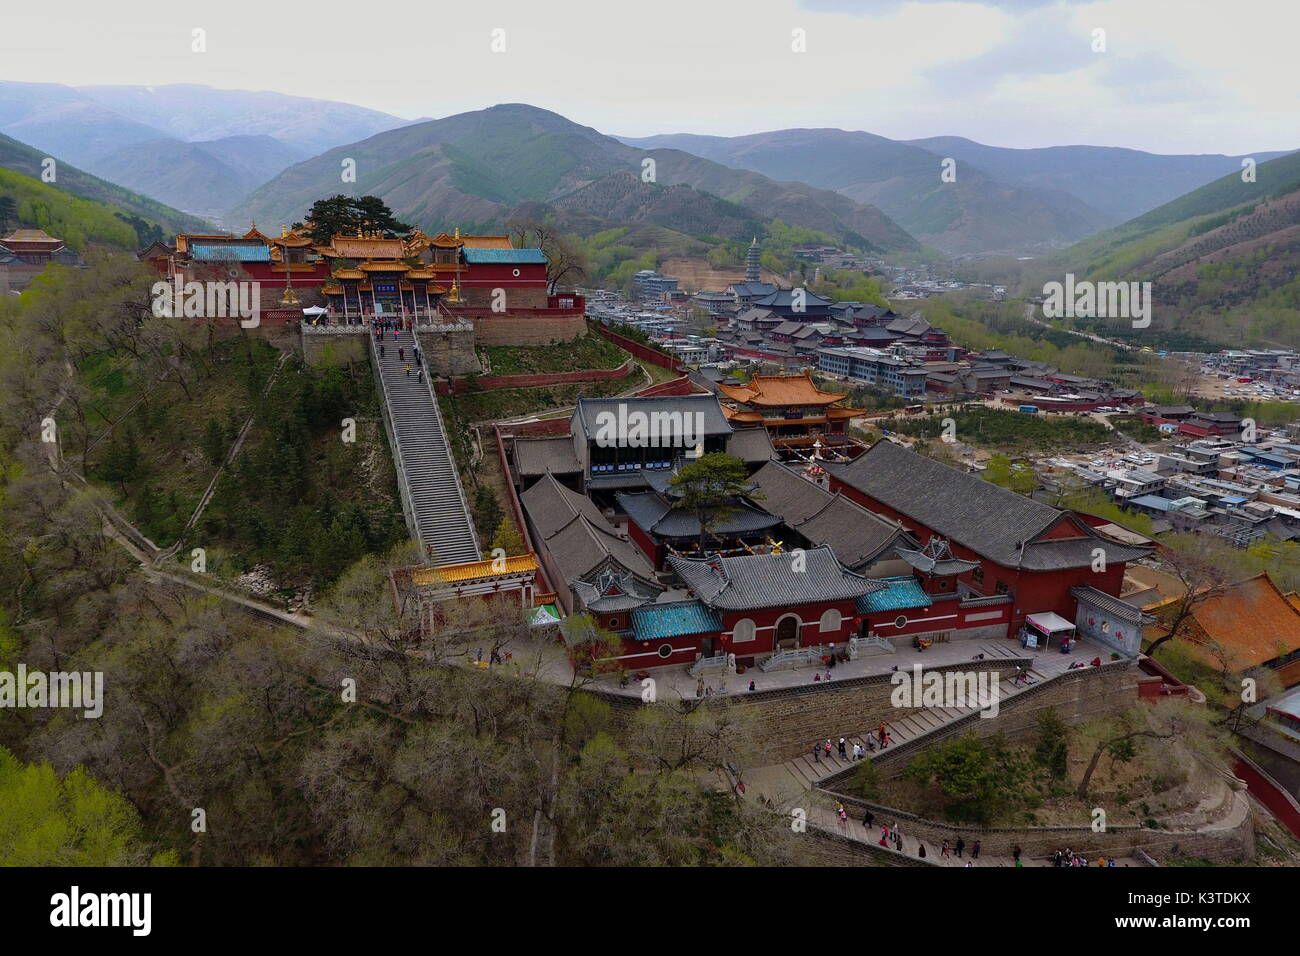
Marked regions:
[2,0,1296,154]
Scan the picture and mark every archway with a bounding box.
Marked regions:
[774,614,801,649]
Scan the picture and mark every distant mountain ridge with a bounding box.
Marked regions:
[231,104,920,254]
[623,129,1293,256]
[91,135,308,221]
[1052,150,1300,349]
[0,130,211,239]
[0,81,411,222]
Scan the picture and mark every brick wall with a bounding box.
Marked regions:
[593,325,684,372]
[473,314,586,345]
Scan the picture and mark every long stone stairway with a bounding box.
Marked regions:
[371,328,480,566]
[779,643,1049,793]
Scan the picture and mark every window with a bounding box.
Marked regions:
[732,618,756,643]
[657,644,673,659]
[995,581,1009,595]
[608,617,620,629]
[972,566,985,584]
[819,608,841,633]
[894,615,908,629]
[1101,620,1110,633]
[512,268,521,277]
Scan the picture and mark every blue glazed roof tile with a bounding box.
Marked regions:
[189,243,272,263]
[462,248,548,264]
[630,601,721,641]
[856,575,933,614]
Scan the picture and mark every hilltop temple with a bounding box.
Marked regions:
[139,223,584,341]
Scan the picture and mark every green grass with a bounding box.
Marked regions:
[443,370,639,424]
[477,332,628,376]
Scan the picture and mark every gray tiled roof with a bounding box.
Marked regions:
[573,394,733,442]
[616,491,782,539]
[513,436,581,476]
[748,460,911,570]
[829,440,1150,570]
[725,427,775,464]
[670,544,883,611]
[520,473,656,584]
[1071,586,1155,625]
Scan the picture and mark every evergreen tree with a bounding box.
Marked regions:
[202,417,225,466]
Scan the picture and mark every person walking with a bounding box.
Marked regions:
[837,737,847,760]
[918,843,926,859]
[379,343,385,358]
[1012,844,1022,864]
[972,839,981,860]
[824,739,833,761]
[404,364,412,377]
[878,723,889,749]
[399,346,405,361]
[878,826,889,847]
[955,837,965,859]
[941,840,951,858]
[862,808,874,830]
[813,743,821,763]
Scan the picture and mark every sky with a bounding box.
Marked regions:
[2,0,1297,154]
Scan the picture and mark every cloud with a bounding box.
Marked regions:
[802,0,1091,11]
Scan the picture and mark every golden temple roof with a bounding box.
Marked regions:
[720,370,851,408]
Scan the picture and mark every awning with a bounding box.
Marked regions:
[527,604,561,627]
[1026,611,1076,634]
[302,305,328,315]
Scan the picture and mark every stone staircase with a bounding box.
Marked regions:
[779,644,1047,792]
[371,329,480,566]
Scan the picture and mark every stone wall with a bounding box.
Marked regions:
[414,323,478,376]
[300,327,368,367]
[814,784,1254,865]
[822,661,1140,780]
[592,656,1031,765]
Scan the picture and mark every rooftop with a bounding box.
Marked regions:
[829,440,1151,571]
[669,544,883,611]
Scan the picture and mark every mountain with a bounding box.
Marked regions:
[0,82,165,169]
[1053,150,1300,349]
[907,136,1292,224]
[0,81,411,214]
[74,84,410,158]
[91,135,308,220]
[231,104,919,254]
[621,129,1112,255]
[0,130,211,240]
[623,129,1294,256]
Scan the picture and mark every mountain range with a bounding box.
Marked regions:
[0,81,410,218]
[230,104,920,254]
[623,130,1290,256]
[1045,150,1300,349]
[0,130,211,240]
